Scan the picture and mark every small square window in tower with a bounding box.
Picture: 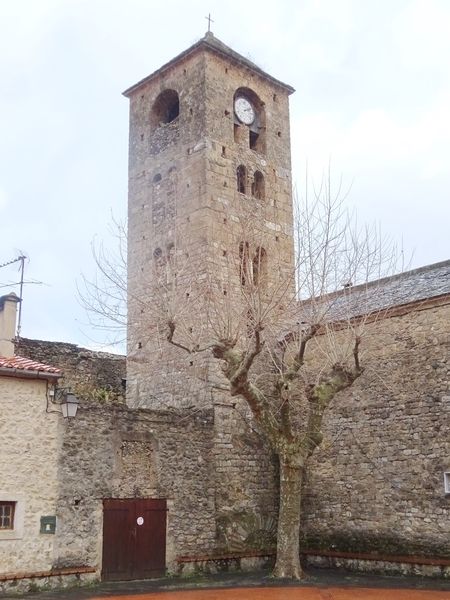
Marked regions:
[249,131,260,150]
[444,472,450,494]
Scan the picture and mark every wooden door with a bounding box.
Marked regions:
[102,498,167,581]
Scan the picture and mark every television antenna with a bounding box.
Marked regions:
[0,254,44,338]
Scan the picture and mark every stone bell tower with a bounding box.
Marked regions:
[124,32,295,410]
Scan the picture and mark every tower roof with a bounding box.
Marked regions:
[123,32,295,97]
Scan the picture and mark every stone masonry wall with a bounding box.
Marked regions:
[15,338,125,396]
[0,378,59,574]
[125,39,293,546]
[9,336,278,568]
[4,301,449,583]
[202,49,292,532]
[213,398,279,553]
[53,399,217,572]
[126,49,212,410]
[302,301,450,557]
[53,395,279,569]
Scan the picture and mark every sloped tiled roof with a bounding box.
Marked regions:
[0,355,61,378]
[341,259,448,316]
[123,32,295,97]
[303,260,450,324]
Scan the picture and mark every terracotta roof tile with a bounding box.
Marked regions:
[0,355,61,376]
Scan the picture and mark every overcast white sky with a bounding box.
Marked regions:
[0,0,449,350]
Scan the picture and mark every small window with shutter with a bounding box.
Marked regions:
[0,502,15,530]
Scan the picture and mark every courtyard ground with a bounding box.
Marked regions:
[2,569,450,600]
[90,588,450,599]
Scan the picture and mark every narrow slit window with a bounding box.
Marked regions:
[237,165,247,194]
[252,171,265,200]
[167,243,175,264]
[239,241,250,286]
[253,247,267,289]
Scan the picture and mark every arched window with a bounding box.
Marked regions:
[253,247,267,289]
[239,241,250,286]
[151,89,180,126]
[237,165,247,194]
[252,171,265,200]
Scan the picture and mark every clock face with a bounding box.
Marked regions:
[234,97,255,125]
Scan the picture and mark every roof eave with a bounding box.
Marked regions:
[202,38,295,94]
[0,366,61,381]
[123,37,295,98]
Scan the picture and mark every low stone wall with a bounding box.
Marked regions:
[177,551,274,575]
[15,338,126,395]
[0,568,97,595]
[305,553,450,579]
[175,549,450,579]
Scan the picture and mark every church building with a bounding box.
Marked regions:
[0,32,449,592]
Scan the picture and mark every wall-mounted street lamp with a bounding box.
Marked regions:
[47,387,79,419]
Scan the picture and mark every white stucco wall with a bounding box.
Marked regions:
[0,376,59,574]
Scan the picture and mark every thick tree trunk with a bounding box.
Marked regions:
[272,458,304,579]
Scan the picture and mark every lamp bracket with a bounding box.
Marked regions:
[46,385,79,419]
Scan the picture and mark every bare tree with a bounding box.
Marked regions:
[149,168,398,578]
[78,217,127,346]
[81,170,400,579]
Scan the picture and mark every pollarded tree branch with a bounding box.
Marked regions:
[353,335,361,372]
[212,336,280,445]
[166,318,217,354]
[283,323,320,382]
[166,319,193,353]
[280,394,293,441]
[302,354,364,457]
[232,325,264,386]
